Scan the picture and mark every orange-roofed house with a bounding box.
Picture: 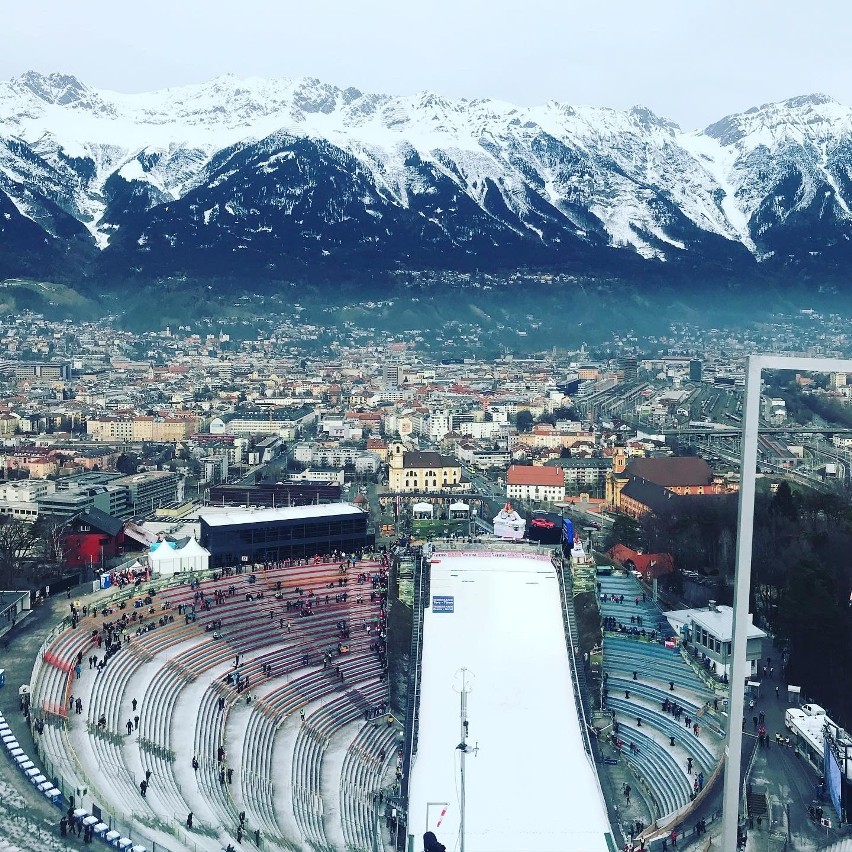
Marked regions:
[506,464,565,504]
[608,544,674,581]
[366,437,388,461]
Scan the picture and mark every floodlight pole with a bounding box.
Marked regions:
[455,667,473,852]
[459,669,469,852]
[721,354,852,852]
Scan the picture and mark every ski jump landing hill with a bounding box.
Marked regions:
[407,545,614,852]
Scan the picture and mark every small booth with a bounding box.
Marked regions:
[412,502,434,519]
[448,501,470,519]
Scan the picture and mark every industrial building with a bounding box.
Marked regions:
[198,504,371,566]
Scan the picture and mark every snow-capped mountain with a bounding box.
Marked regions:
[3,71,852,281]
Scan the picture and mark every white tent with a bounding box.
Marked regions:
[412,502,434,518]
[177,537,209,572]
[148,538,210,576]
[448,501,470,518]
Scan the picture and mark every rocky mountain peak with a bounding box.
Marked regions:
[16,71,88,105]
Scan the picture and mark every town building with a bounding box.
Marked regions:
[605,450,728,512]
[665,603,766,679]
[198,504,370,566]
[60,508,125,571]
[506,464,565,504]
[110,470,182,516]
[547,457,612,497]
[387,442,466,493]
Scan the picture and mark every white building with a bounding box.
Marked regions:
[287,467,345,485]
[666,603,766,678]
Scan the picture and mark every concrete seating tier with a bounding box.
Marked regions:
[339,721,398,851]
[597,576,676,638]
[38,625,98,717]
[603,654,707,694]
[292,680,387,850]
[192,678,261,849]
[613,724,693,817]
[239,654,384,847]
[598,601,671,633]
[30,557,389,852]
[606,677,705,718]
[602,639,710,695]
[606,696,716,769]
[606,677,725,738]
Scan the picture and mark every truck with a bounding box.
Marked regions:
[785,705,827,775]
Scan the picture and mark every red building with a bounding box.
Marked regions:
[61,508,125,570]
[608,544,674,580]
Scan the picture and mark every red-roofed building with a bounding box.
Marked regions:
[506,464,565,503]
[366,437,388,461]
[608,544,675,580]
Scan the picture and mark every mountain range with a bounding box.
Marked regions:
[3,71,852,287]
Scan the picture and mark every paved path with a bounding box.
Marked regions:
[672,637,842,851]
[0,582,106,852]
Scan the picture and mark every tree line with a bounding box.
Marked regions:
[605,482,852,725]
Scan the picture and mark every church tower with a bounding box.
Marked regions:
[388,441,405,491]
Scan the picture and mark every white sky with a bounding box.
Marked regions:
[2,0,852,130]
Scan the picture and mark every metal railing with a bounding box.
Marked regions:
[555,554,594,755]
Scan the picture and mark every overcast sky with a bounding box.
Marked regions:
[2,0,851,129]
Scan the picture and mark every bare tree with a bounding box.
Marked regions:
[0,515,42,587]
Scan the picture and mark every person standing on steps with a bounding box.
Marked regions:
[186,812,193,829]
